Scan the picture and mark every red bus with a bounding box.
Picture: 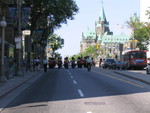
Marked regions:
[122,50,147,69]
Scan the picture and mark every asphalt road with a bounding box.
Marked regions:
[1,67,150,113]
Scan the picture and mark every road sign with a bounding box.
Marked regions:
[15,37,21,43]
[16,42,21,49]
[22,30,31,35]
[96,44,100,49]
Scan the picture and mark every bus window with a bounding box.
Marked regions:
[131,52,146,58]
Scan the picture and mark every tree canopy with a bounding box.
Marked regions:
[70,44,103,60]
[47,34,63,51]
[24,0,79,36]
[127,13,150,50]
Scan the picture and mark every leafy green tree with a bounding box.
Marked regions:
[81,44,103,58]
[47,34,63,57]
[24,0,79,37]
[134,23,150,50]
[70,44,104,61]
[127,13,150,50]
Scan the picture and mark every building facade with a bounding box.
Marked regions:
[0,0,17,79]
[80,3,131,59]
[0,0,16,58]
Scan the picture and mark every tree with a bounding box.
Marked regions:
[24,0,79,37]
[146,7,150,19]
[127,13,150,50]
[47,34,63,57]
[134,23,150,50]
[81,44,103,59]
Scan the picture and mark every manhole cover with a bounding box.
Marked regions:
[84,102,106,105]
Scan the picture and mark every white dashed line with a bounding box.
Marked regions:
[87,112,92,113]
[71,76,74,78]
[78,89,84,97]
[73,80,77,84]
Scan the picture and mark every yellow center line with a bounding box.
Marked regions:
[92,70,144,88]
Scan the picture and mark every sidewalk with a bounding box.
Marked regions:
[94,66,150,85]
[114,70,150,85]
[0,71,43,98]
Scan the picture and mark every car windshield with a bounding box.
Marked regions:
[106,59,114,62]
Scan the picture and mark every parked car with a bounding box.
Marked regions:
[102,58,115,69]
[146,63,150,74]
[112,60,126,70]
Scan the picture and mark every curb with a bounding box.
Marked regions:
[114,71,150,85]
[0,72,42,99]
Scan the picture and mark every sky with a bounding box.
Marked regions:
[55,0,140,57]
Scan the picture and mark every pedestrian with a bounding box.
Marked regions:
[43,56,48,72]
[86,56,92,71]
[13,59,17,76]
[91,58,95,67]
[34,57,40,71]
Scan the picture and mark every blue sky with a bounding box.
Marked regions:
[55,0,140,57]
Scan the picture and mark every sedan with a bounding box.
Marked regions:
[112,60,126,70]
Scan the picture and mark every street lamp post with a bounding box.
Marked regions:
[0,16,7,82]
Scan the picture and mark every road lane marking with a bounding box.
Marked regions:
[126,81,144,88]
[73,80,77,84]
[87,112,92,113]
[69,73,71,75]
[71,76,74,78]
[92,70,144,88]
[105,74,144,88]
[78,89,84,97]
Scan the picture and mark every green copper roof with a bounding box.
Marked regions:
[100,5,106,22]
[100,33,131,45]
[82,28,96,39]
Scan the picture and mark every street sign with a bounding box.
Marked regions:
[32,30,43,38]
[16,42,21,49]
[15,37,21,43]
[22,30,31,35]
[96,44,100,49]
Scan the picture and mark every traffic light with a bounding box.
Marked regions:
[61,39,64,45]
[96,44,100,49]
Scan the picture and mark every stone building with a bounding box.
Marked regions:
[80,3,131,58]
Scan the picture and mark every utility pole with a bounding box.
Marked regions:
[17,0,23,76]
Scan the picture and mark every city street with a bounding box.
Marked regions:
[0,1,150,113]
[1,67,150,113]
